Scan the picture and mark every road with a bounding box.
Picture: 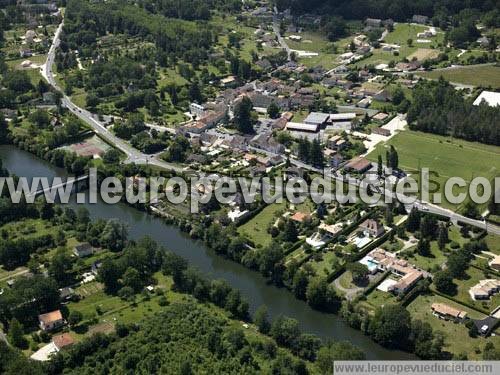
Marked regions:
[42,19,500,236]
[41,21,186,173]
[272,9,291,60]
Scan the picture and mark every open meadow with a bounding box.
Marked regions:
[417,65,500,89]
[366,130,500,210]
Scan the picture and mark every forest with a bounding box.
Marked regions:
[138,0,242,21]
[62,0,217,66]
[273,0,498,22]
[407,79,500,146]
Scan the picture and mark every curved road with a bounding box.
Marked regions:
[42,20,500,236]
[41,21,186,173]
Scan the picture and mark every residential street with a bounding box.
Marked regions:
[41,21,187,173]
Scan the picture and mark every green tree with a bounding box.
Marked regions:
[122,267,142,292]
[437,223,448,250]
[317,341,365,372]
[377,154,383,177]
[282,220,298,243]
[297,137,310,162]
[416,238,430,256]
[433,270,456,294]
[292,269,309,300]
[8,318,26,349]
[270,315,301,348]
[305,277,339,312]
[406,208,421,232]
[233,96,254,134]
[254,305,271,334]
[99,219,128,251]
[0,113,9,143]
[68,310,83,327]
[347,263,369,285]
[369,304,411,348]
[267,101,280,119]
[309,138,324,167]
[98,259,121,293]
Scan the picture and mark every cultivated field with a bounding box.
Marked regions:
[407,48,440,61]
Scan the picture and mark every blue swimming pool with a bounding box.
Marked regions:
[359,256,379,272]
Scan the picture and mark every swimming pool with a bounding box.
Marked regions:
[359,256,379,272]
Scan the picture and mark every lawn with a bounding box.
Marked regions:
[285,31,347,69]
[362,288,399,310]
[403,227,469,272]
[307,250,342,278]
[404,241,447,272]
[0,218,57,241]
[237,202,286,248]
[353,23,445,68]
[385,24,444,47]
[70,87,87,108]
[440,266,493,313]
[284,246,310,266]
[285,31,334,53]
[366,130,500,211]
[407,294,500,359]
[416,65,500,89]
[483,234,500,255]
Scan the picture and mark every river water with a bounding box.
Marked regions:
[0,145,415,360]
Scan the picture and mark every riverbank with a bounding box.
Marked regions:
[0,145,415,360]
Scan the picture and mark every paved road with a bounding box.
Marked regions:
[41,21,187,173]
[41,19,500,236]
[272,10,291,60]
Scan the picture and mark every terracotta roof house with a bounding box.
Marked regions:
[431,303,467,321]
[372,112,389,121]
[469,279,500,300]
[290,212,310,223]
[360,219,385,238]
[52,333,75,351]
[363,248,424,294]
[345,157,372,173]
[489,256,500,271]
[39,310,65,331]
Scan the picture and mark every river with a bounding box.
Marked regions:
[0,145,415,360]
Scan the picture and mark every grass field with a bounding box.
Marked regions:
[307,250,342,278]
[363,288,398,309]
[407,48,440,61]
[407,294,500,359]
[430,266,500,313]
[404,227,469,272]
[483,234,500,254]
[366,130,500,210]
[416,65,500,89]
[237,203,286,248]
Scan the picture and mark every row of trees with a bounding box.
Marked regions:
[297,137,324,167]
[407,79,500,146]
